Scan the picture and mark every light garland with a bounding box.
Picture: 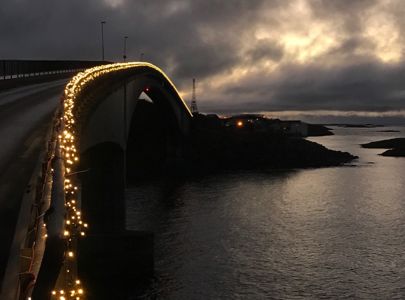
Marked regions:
[44,62,190,299]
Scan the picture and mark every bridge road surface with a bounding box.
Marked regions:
[0,79,67,293]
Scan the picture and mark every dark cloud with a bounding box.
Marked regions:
[223,60,405,112]
[308,0,377,33]
[321,36,375,60]
[245,39,284,62]
[1,0,405,118]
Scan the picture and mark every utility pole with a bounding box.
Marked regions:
[123,36,128,62]
[101,21,106,61]
[190,78,198,114]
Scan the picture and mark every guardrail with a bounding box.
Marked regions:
[0,60,109,80]
[17,106,63,300]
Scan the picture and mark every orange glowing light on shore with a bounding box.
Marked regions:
[237,121,243,127]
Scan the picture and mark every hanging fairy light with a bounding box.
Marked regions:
[43,62,191,299]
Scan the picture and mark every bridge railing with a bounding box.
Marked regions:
[0,60,110,80]
[17,105,63,300]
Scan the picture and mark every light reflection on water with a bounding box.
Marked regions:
[126,126,405,299]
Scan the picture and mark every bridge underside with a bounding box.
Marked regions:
[78,142,153,299]
[28,63,192,300]
[72,66,191,298]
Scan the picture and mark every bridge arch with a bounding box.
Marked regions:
[32,63,193,299]
[67,63,192,154]
[61,62,194,229]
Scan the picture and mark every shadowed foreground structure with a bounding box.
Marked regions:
[30,62,192,300]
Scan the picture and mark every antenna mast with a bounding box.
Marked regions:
[190,78,199,114]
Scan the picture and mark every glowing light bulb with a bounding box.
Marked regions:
[54,63,186,297]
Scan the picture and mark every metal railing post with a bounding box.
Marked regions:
[0,60,110,82]
[2,60,5,80]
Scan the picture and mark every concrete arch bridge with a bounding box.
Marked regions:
[31,63,193,299]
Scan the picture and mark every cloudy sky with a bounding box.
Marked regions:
[2,0,405,123]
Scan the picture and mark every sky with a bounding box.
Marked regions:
[1,0,405,123]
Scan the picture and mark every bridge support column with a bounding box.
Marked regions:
[78,232,153,299]
[80,142,126,233]
[78,142,154,299]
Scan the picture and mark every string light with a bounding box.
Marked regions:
[47,62,190,299]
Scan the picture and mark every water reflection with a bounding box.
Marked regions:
[127,126,405,299]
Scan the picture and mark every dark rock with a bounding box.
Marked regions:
[329,124,384,128]
[381,147,405,157]
[127,106,358,178]
[361,138,405,149]
[307,124,334,136]
[361,137,405,157]
[187,128,357,174]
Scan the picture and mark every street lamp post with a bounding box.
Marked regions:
[123,36,128,62]
[101,21,106,61]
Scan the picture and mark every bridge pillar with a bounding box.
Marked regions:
[78,142,154,299]
[79,142,126,233]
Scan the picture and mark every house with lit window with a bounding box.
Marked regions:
[224,115,308,137]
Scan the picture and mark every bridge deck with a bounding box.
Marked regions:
[0,80,66,297]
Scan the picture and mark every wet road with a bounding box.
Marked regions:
[0,80,66,292]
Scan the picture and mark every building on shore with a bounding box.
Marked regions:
[223,114,308,137]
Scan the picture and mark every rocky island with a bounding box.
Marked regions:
[186,113,356,174]
[307,124,334,136]
[188,127,355,174]
[328,123,384,128]
[126,102,357,179]
[361,138,405,157]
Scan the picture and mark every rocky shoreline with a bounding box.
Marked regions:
[187,128,357,174]
[185,114,357,174]
[126,103,358,179]
[361,138,405,157]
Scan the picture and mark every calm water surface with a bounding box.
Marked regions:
[126,126,405,299]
